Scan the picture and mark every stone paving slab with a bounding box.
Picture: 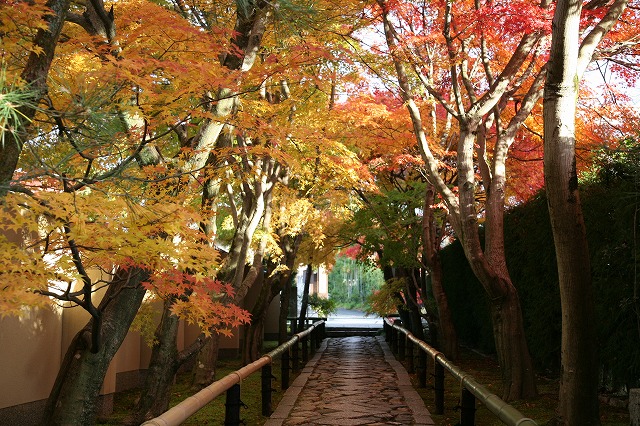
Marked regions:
[265,336,434,426]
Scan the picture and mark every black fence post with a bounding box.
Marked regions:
[261,364,274,416]
[292,321,300,373]
[302,331,309,363]
[417,350,427,388]
[392,320,402,354]
[310,326,316,356]
[281,348,290,390]
[460,387,476,426]
[224,384,242,426]
[389,326,394,352]
[384,319,390,342]
[398,332,406,362]
[406,338,414,373]
[434,361,445,415]
[315,325,322,349]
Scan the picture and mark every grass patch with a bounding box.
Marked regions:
[403,346,630,425]
[101,342,300,425]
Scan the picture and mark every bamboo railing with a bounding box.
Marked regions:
[384,317,537,426]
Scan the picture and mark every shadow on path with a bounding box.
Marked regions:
[266,336,434,426]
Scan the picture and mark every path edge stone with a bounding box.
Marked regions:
[377,335,435,426]
[264,339,328,426]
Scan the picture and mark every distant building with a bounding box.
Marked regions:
[294,265,329,317]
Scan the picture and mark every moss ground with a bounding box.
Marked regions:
[103,339,630,425]
[403,346,630,425]
[101,342,296,426]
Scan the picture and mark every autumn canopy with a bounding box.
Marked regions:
[0,0,638,423]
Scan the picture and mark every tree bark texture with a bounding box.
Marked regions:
[297,264,313,331]
[0,0,70,196]
[242,268,268,364]
[544,0,600,422]
[126,301,207,424]
[127,302,179,424]
[378,1,537,399]
[43,267,148,425]
[192,333,221,389]
[458,128,537,401]
[422,186,458,360]
[404,270,427,342]
[278,273,293,345]
[243,233,301,362]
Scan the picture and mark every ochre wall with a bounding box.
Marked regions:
[0,270,283,413]
[0,307,62,409]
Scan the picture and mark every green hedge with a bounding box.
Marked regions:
[441,141,640,387]
[441,239,495,354]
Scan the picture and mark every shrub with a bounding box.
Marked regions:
[308,293,337,318]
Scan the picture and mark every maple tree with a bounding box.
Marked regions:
[0,0,255,421]
[0,0,68,196]
[333,91,460,359]
[350,0,640,401]
[170,0,374,370]
[371,0,547,398]
[1,0,639,421]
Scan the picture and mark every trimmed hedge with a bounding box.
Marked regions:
[441,142,640,387]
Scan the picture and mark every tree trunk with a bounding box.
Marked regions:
[404,270,426,341]
[242,268,267,364]
[544,0,600,421]
[192,175,270,385]
[243,315,266,364]
[455,123,537,400]
[127,302,179,424]
[243,233,301,361]
[192,334,221,389]
[459,224,537,401]
[423,186,458,360]
[378,2,536,398]
[298,264,313,330]
[489,280,537,400]
[125,300,207,424]
[42,267,148,425]
[279,273,293,344]
[428,258,458,359]
[0,0,70,196]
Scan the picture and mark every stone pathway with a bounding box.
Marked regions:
[265,336,434,426]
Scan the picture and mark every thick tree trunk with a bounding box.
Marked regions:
[462,238,536,402]
[456,123,537,400]
[192,334,221,389]
[127,302,179,424]
[192,184,273,384]
[378,2,536,398]
[192,183,267,385]
[243,233,300,361]
[126,301,207,424]
[489,280,537,400]
[42,267,148,425]
[242,269,267,364]
[428,259,458,359]
[544,0,600,422]
[243,317,266,364]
